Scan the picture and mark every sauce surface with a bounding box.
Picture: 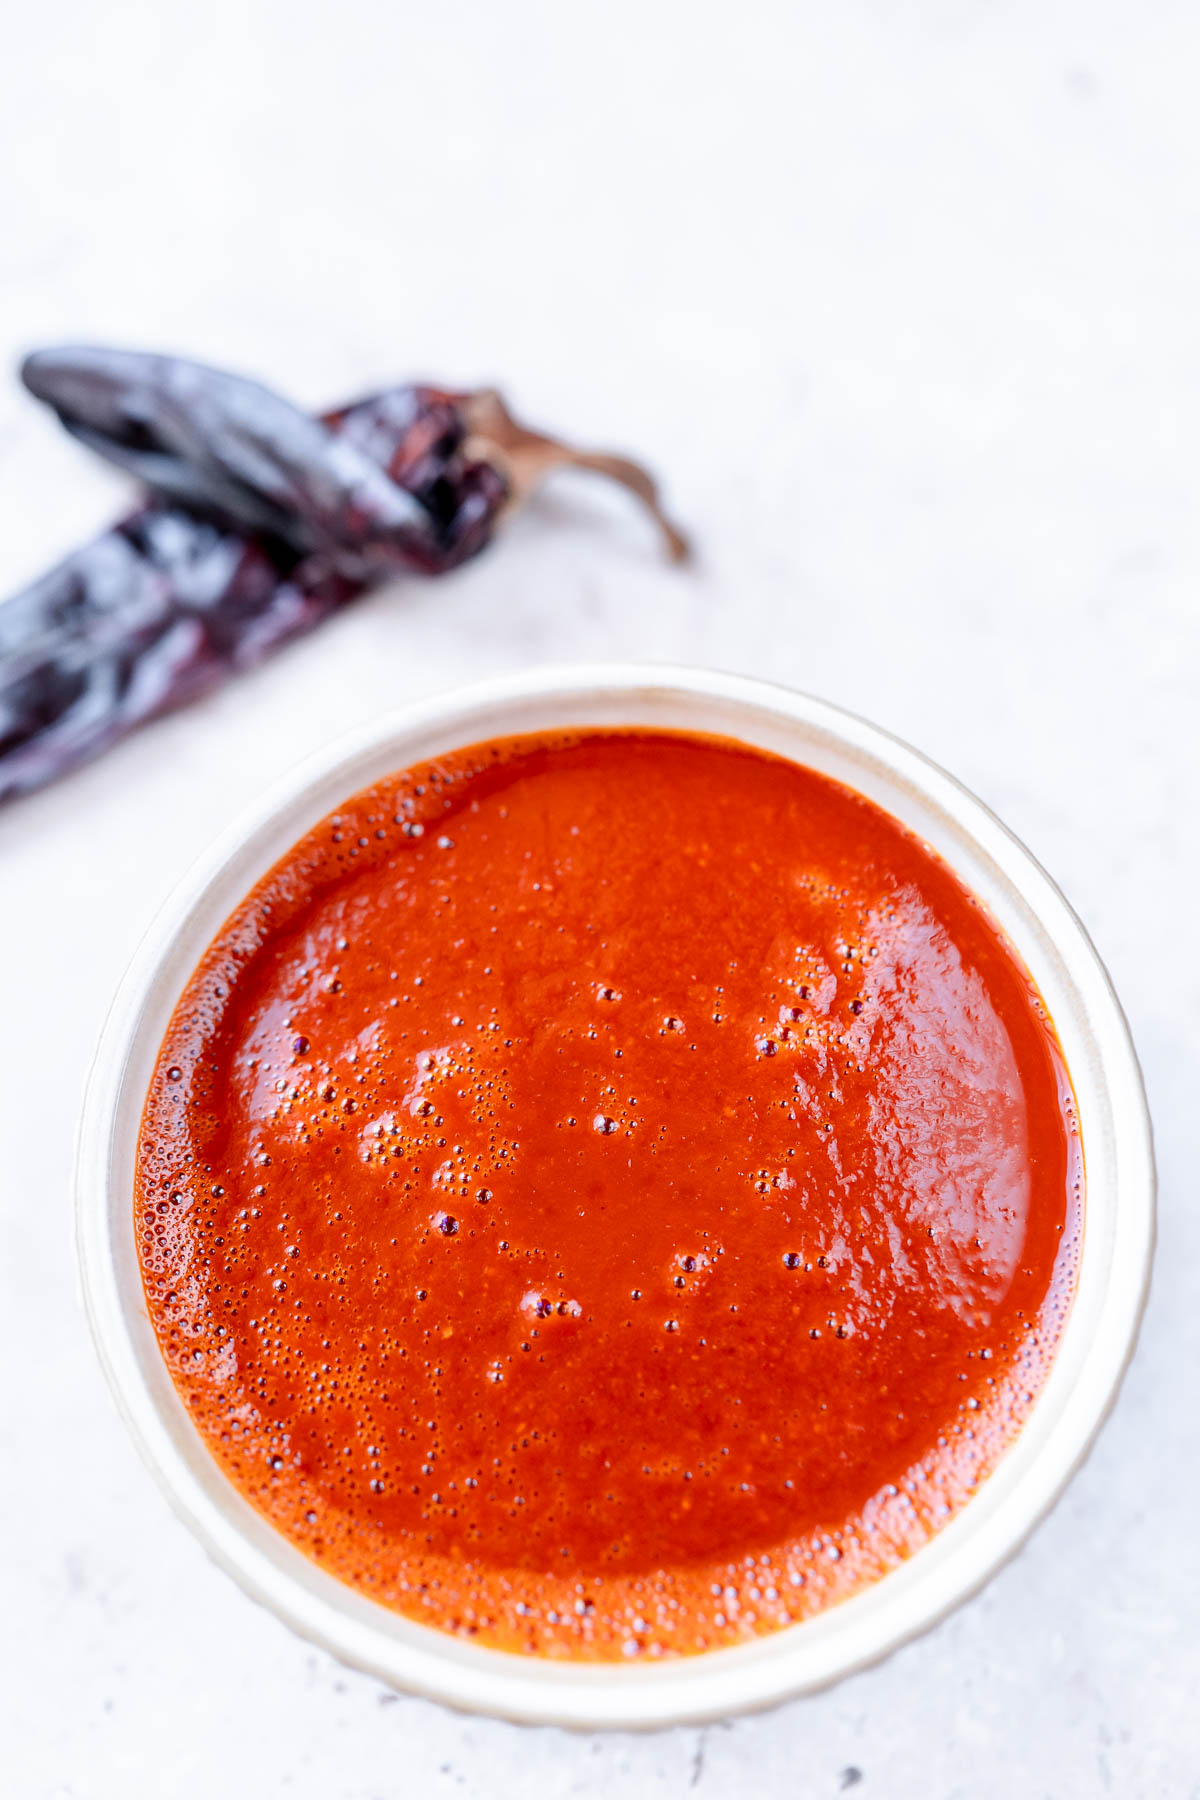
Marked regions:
[137,730,1080,1658]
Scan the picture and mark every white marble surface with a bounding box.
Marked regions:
[2,2,1197,1794]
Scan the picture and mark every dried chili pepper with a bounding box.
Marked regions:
[1,347,687,805]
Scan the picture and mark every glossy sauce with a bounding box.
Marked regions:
[137,731,1080,1658]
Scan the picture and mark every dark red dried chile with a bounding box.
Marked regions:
[1,348,684,805]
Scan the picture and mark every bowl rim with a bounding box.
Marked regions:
[75,661,1155,1730]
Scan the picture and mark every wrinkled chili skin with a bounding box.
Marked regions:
[0,367,506,805]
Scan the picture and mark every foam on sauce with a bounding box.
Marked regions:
[136,730,1080,1658]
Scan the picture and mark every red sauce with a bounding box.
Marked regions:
[137,730,1080,1659]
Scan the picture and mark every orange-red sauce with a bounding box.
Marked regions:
[137,730,1080,1658]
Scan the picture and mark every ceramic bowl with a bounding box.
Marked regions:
[75,664,1155,1729]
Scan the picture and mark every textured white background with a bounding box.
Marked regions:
[1,2,1197,1795]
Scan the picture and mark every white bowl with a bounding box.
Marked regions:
[75,664,1154,1730]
